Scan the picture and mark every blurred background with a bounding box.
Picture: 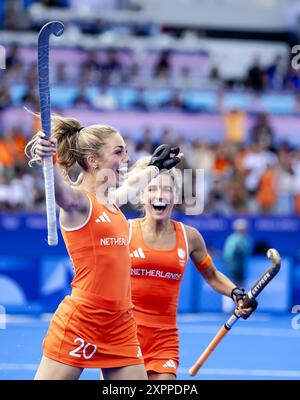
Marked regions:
[1,0,300,317]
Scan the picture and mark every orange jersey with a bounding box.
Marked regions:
[60,191,132,311]
[129,218,189,327]
[43,192,143,368]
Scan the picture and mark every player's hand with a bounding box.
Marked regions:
[32,131,57,160]
[149,144,183,171]
[231,287,258,320]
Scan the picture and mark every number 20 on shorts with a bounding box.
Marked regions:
[69,338,97,360]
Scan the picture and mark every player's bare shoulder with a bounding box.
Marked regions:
[60,189,91,229]
[184,224,206,255]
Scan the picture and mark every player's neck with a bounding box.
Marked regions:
[79,172,109,201]
[142,216,172,236]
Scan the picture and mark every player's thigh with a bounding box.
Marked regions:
[148,372,176,380]
[102,364,148,380]
[34,355,83,380]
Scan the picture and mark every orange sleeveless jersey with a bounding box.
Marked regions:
[42,192,144,368]
[129,218,189,327]
[61,192,131,310]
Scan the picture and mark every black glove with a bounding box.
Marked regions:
[231,287,258,320]
[149,144,181,171]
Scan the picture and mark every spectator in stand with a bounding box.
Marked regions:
[245,57,265,92]
[224,109,246,143]
[256,163,277,214]
[101,48,123,84]
[81,50,101,83]
[214,143,231,177]
[162,90,184,111]
[0,84,12,110]
[5,45,23,82]
[6,42,21,71]
[135,126,159,154]
[0,133,16,169]
[127,60,140,85]
[208,66,222,89]
[8,165,32,211]
[91,85,118,110]
[0,127,26,168]
[250,112,275,150]
[161,127,177,147]
[22,84,39,108]
[275,145,295,215]
[25,62,38,86]
[227,161,249,214]
[55,62,68,84]
[284,66,300,91]
[8,126,26,164]
[173,66,194,89]
[132,87,149,111]
[205,177,231,216]
[189,140,215,171]
[153,50,171,83]
[233,143,251,174]
[266,54,287,90]
[72,85,92,108]
[223,218,252,295]
[243,143,278,213]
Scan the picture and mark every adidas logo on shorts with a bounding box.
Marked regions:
[95,212,111,223]
[130,248,146,259]
[163,359,176,369]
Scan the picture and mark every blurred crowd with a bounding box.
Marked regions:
[1,112,300,215]
[1,2,300,215]
[1,43,300,114]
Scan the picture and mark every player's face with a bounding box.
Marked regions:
[144,174,175,222]
[97,133,129,188]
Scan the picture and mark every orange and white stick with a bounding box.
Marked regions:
[189,248,281,376]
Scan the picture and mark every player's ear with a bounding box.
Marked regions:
[86,154,99,171]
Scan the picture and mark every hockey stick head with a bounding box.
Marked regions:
[267,248,281,273]
[38,21,64,139]
[38,21,64,41]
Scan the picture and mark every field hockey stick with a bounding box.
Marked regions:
[38,21,64,246]
[189,248,281,376]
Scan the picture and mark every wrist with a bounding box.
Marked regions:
[231,287,246,303]
[150,165,160,176]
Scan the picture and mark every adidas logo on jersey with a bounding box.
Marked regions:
[95,212,111,223]
[130,248,146,259]
[163,359,176,369]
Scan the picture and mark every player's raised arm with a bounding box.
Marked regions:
[112,144,183,206]
[185,225,257,318]
[25,128,89,214]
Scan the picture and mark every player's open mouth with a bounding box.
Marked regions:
[152,201,168,212]
[116,164,128,175]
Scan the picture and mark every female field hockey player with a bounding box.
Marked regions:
[128,166,257,380]
[25,116,182,380]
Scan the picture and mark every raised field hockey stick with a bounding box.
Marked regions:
[38,21,64,246]
[189,248,281,376]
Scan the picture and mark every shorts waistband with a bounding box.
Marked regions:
[71,288,132,311]
[133,308,177,327]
